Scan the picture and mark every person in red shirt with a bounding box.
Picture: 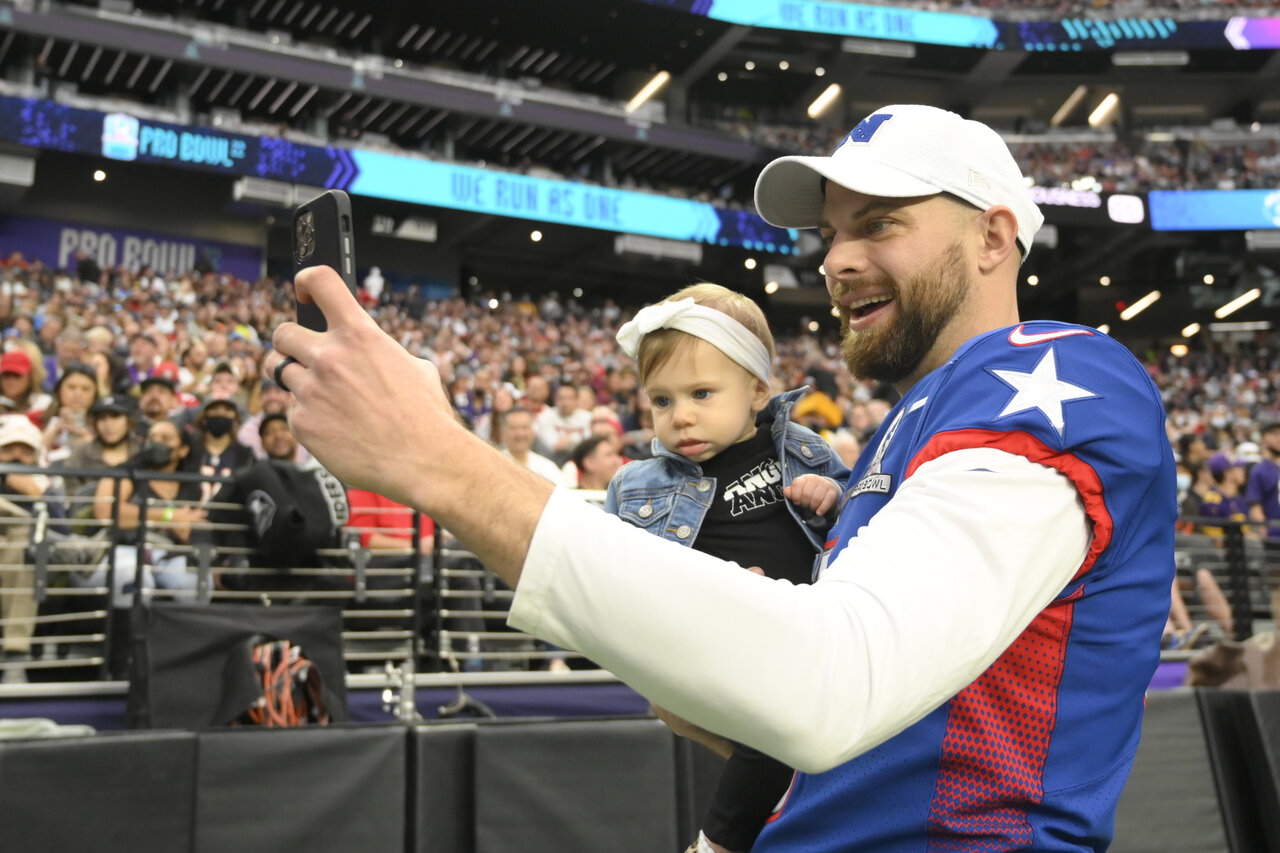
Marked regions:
[346,488,435,556]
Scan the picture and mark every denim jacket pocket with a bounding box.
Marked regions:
[616,490,674,532]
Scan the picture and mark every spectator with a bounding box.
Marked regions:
[500,407,562,482]
[1199,452,1251,542]
[41,326,88,393]
[535,382,592,465]
[346,487,435,557]
[207,361,248,411]
[125,332,159,386]
[0,415,68,683]
[1246,421,1280,546]
[239,378,307,462]
[568,434,624,492]
[208,413,351,588]
[63,394,141,499]
[0,348,51,422]
[38,362,98,463]
[135,371,181,440]
[192,398,253,501]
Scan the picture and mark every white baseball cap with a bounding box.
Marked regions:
[754,105,1044,260]
[0,414,43,452]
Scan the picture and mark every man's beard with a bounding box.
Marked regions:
[837,242,970,385]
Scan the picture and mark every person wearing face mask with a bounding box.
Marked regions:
[194,398,253,502]
[87,419,207,620]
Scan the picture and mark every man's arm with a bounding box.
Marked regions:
[510,449,1088,773]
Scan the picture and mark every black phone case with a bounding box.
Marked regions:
[292,189,357,332]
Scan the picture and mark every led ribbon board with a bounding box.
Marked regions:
[1149,190,1280,231]
[0,96,797,254]
[643,0,1280,50]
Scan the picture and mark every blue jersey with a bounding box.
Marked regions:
[756,322,1176,853]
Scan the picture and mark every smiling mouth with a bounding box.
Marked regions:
[850,297,894,320]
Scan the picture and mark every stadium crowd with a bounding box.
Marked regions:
[0,250,1277,679]
[711,120,1280,194]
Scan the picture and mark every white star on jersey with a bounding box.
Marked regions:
[991,347,1096,435]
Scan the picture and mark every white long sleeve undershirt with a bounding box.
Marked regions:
[508,447,1091,774]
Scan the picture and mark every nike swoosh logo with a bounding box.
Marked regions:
[1008,325,1095,346]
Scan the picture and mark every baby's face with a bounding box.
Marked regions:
[643,338,768,463]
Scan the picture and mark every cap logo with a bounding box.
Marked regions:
[836,113,893,151]
[967,168,990,190]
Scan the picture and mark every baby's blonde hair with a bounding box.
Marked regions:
[635,283,776,384]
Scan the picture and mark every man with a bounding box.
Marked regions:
[1199,451,1251,543]
[0,416,67,683]
[1246,421,1280,545]
[239,378,308,463]
[270,105,1174,852]
[136,372,180,439]
[209,413,349,587]
[42,326,88,393]
[534,382,592,465]
[568,434,623,492]
[500,407,562,483]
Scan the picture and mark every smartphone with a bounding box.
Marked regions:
[292,189,358,332]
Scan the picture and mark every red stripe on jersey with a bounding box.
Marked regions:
[904,429,1113,582]
[925,588,1082,851]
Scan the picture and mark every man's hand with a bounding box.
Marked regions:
[784,473,839,517]
[267,266,461,507]
[266,265,553,583]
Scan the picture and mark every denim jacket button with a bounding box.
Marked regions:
[800,444,813,458]
[638,504,653,518]
[696,479,711,492]
[675,525,692,539]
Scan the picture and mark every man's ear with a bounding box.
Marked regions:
[975,205,1019,273]
[751,377,772,412]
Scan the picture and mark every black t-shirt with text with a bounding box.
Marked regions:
[693,426,816,586]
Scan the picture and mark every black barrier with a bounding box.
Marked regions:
[3,697,1280,852]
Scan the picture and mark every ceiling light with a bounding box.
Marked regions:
[717,71,727,82]
[1214,288,1261,319]
[1097,324,1110,334]
[842,38,916,59]
[487,298,498,310]
[817,264,826,276]
[1112,51,1189,67]
[815,66,826,77]
[1089,93,1120,128]
[1051,85,1088,128]
[744,258,757,270]
[530,230,542,242]
[778,60,790,70]
[572,287,583,298]
[1182,322,1201,337]
[393,59,403,68]
[92,169,106,182]
[1170,344,1189,357]
[626,70,671,113]
[764,281,779,294]
[744,60,755,71]
[830,306,840,318]
[807,83,842,119]
[1120,290,1160,320]
[807,321,820,333]
[1099,276,1111,286]
[1027,275,1039,286]
[1202,274,1214,285]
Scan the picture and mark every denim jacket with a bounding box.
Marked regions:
[604,388,851,554]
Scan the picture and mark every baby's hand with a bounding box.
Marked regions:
[784,474,839,517]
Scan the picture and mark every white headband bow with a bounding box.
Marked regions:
[616,298,772,384]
